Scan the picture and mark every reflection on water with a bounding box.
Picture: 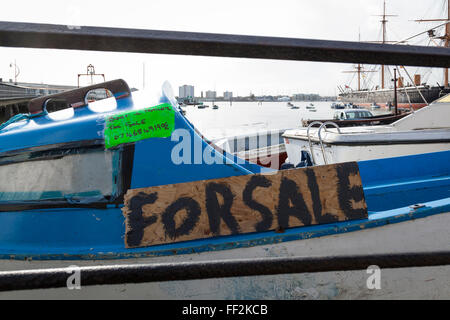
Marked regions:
[183,101,390,140]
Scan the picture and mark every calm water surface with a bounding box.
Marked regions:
[183,101,388,140]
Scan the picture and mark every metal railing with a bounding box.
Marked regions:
[0,251,449,292]
[0,21,450,67]
[318,121,341,165]
[306,121,342,165]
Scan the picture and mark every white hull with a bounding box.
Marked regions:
[283,96,450,166]
[1,211,449,299]
[285,138,450,166]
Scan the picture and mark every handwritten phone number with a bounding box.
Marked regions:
[112,121,170,140]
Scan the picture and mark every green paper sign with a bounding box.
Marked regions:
[104,103,175,149]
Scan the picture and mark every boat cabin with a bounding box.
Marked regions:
[333,109,374,120]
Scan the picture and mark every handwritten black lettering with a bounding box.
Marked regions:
[276,177,312,230]
[242,175,273,232]
[305,168,339,223]
[161,197,201,240]
[205,182,240,235]
[126,192,159,247]
[336,163,366,220]
[125,163,367,247]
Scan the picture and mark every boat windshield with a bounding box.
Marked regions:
[345,111,372,119]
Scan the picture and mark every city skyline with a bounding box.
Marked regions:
[0,0,447,96]
[177,85,332,100]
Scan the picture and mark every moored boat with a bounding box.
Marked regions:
[331,103,346,109]
[339,0,450,111]
[340,85,450,111]
[302,109,410,127]
[283,94,450,167]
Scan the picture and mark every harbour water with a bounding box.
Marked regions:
[183,101,389,140]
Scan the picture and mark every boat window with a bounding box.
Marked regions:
[86,89,117,113]
[244,136,250,151]
[278,132,284,144]
[0,147,120,205]
[85,88,114,103]
[45,98,70,114]
[346,112,356,119]
[266,134,271,148]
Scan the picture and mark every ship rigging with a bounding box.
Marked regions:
[339,0,450,110]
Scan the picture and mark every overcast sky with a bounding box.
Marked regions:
[0,0,447,96]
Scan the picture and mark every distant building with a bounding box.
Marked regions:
[292,93,321,101]
[205,90,216,99]
[277,96,290,102]
[179,85,194,99]
[223,91,233,100]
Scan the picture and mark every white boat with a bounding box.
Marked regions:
[282,94,450,166]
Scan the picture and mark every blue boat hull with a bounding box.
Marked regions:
[0,90,449,260]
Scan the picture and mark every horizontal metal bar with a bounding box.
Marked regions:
[0,21,450,67]
[0,251,449,292]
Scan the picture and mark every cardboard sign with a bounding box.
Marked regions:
[122,162,368,248]
[104,103,175,148]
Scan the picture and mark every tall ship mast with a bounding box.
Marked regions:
[338,0,450,110]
